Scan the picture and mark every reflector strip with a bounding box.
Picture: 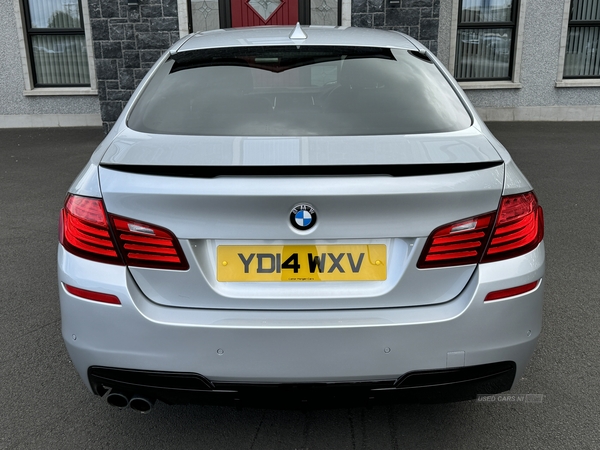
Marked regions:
[484,281,539,301]
[64,284,121,305]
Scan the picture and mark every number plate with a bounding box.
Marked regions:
[217,244,386,282]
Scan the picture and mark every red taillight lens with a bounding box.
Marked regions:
[59,194,123,265]
[64,284,121,305]
[110,216,189,270]
[482,192,544,262]
[417,213,495,268]
[418,192,543,269]
[59,194,189,270]
[484,281,539,302]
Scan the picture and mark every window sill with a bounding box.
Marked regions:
[555,79,600,88]
[23,87,98,97]
[458,81,522,90]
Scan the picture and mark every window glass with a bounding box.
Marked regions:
[128,46,472,136]
[27,0,82,28]
[310,0,339,26]
[24,0,90,86]
[310,65,338,87]
[31,35,89,85]
[569,0,600,21]
[190,0,220,32]
[460,0,514,23]
[455,0,517,81]
[455,28,513,79]
[564,0,600,78]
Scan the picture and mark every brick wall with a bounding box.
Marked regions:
[88,0,181,132]
[351,0,440,55]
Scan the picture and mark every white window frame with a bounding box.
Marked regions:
[341,0,351,26]
[177,0,191,38]
[448,0,527,90]
[14,0,98,96]
[556,0,600,87]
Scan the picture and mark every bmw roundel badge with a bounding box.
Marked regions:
[290,203,317,231]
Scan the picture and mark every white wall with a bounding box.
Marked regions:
[0,0,101,127]
[438,0,600,120]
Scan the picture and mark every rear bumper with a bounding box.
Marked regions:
[89,361,516,406]
[58,243,544,403]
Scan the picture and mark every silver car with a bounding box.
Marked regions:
[58,25,544,412]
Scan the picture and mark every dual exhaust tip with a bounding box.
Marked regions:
[106,391,155,414]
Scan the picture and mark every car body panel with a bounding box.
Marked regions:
[99,163,504,309]
[177,26,419,53]
[98,165,504,241]
[58,243,544,385]
[100,127,502,166]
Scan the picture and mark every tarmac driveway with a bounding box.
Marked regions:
[0,123,598,449]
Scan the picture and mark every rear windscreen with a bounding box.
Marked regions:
[128,46,472,136]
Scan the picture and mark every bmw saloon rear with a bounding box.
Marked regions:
[58,26,544,410]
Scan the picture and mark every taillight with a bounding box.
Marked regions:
[110,216,189,270]
[418,192,543,269]
[59,194,188,270]
[59,194,123,265]
[481,192,544,263]
[417,213,495,268]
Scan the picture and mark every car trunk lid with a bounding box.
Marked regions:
[98,128,503,310]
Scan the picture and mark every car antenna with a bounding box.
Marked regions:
[289,22,307,41]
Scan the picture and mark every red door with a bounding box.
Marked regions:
[230,0,299,27]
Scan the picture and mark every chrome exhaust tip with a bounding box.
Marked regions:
[106,391,130,409]
[129,395,155,414]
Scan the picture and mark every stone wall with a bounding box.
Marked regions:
[351,0,440,55]
[88,0,181,132]
[88,0,441,131]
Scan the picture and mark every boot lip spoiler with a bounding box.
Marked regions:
[98,161,503,178]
